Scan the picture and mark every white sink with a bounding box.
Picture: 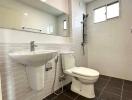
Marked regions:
[9,50,57,66]
[9,50,57,91]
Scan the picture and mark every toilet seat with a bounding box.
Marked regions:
[72,67,99,77]
[64,67,99,79]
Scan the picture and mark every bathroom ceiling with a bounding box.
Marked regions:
[83,0,95,3]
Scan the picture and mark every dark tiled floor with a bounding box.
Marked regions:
[43,75,132,100]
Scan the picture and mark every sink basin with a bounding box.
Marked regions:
[9,50,57,91]
[9,50,57,66]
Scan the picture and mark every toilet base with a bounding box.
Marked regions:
[71,77,95,98]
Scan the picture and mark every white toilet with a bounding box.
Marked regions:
[61,52,99,98]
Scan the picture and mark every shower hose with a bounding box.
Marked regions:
[51,55,64,95]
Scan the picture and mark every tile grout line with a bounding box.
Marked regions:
[63,93,76,100]
[97,77,111,99]
[120,80,124,100]
[53,88,69,100]
[104,90,121,96]
[44,84,70,100]
[74,95,79,100]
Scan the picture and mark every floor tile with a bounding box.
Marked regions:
[44,94,57,100]
[43,75,132,100]
[95,78,108,89]
[95,87,102,98]
[54,88,64,95]
[123,83,132,92]
[99,91,120,100]
[107,77,123,89]
[54,94,72,100]
[63,83,71,91]
[63,89,79,99]
[76,95,97,100]
[124,80,132,86]
[122,91,132,100]
[104,86,121,95]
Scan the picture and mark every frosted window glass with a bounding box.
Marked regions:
[94,7,106,23]
[107,2,119,19]
[47,25,53,34]
[64,20,67,30]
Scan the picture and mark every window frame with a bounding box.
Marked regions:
[93,1,120,24]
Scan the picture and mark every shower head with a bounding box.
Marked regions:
[83,14,89,22]
[83,14,88,17]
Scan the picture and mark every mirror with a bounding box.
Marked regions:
[0,0,70,37]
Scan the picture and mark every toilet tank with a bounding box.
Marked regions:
[61,51,76,70]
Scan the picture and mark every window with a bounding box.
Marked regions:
[63,20,67,30]
[94,6,106,23]
[107,2,119,19]
[47,25,53,34]
[94,1,119,23]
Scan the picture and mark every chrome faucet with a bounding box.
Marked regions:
[30,41,37,51]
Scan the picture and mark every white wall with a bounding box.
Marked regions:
[71,0,88,66]
[87,0,132,81]
[0,74,2,100]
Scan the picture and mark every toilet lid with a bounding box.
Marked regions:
[72,67,99,77]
